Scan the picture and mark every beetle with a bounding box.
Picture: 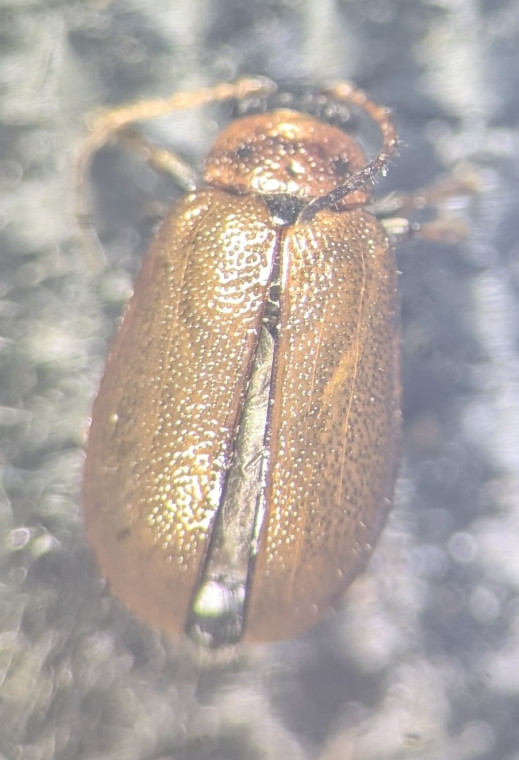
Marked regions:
[82,77,401,647]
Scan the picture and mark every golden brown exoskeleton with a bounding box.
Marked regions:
[82,79,401,646]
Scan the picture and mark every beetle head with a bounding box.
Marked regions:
[204,109,370,206]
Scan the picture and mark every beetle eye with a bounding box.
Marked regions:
[332,156,351,179]
[235,144,254,161]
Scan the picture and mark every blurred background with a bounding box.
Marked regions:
[1,0,519,758]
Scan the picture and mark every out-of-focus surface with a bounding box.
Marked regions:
[1,1,518,758]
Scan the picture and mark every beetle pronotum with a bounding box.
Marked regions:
[82,77,401,647]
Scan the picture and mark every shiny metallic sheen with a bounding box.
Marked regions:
[83,95,401,646]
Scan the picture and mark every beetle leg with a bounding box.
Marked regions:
[78,77,276,180]
[373,166,480,217]
[76,77,276,265]
[376,166,479,244]
[116,128,199,192]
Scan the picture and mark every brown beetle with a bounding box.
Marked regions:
[82,78,401,646]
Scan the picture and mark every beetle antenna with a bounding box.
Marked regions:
[75,77,277,266]
[299,83,398,223]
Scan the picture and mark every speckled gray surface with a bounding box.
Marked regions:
[1,1,519,759]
